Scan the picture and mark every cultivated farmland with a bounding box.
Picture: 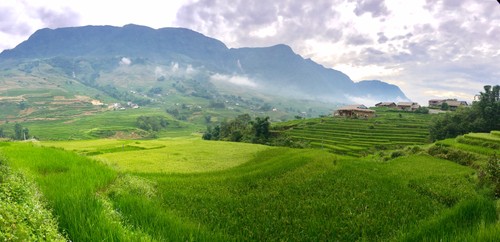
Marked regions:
[1,130,499,241]
[276,109,432,156]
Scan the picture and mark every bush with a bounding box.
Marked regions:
[430,85,500,141]
[414,107,430,114]
[136,116,169,132]
[427,144,478,166]
[484,155,500,198]
[391,150,406,159]
[0,160,65,241]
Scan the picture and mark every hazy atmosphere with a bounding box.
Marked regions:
[1,0,499,104]
[1,1,500,241]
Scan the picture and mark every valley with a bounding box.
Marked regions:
[0,24,499,241]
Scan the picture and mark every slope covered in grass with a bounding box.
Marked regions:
[42,139,270,173]
[275,109,432,156]
[0,149,65,241]
[1,138,498,241]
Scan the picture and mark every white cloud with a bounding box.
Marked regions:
[119,57,132,66]
[0,0,498,106]
[175,0,500,105]
[210,73,258,88]
[344,94,408,107]
[161,62,199,78]
[154,66,165,77]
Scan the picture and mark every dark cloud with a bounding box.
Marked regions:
[376,32,388,43]
[176,0,344,48]
[0,6,32,35]
[33,6,81,29]
[0,2,80,39]
[346,34,373,45]
[352,0,389,17]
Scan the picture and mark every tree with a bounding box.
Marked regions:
[477,85,500,131]
[148,87,163,95]
[22,128,29,140]
[13,123,29,140]
[0,128,4,138]
[136,116,169,132]
[202,114,270,144]
[202,126,213,140]
[14,123,23,140]
[440,102,449,111]
[19,101,28,110]
[204,115,212,124]
[252,117,270,144]
[430,85,500,141]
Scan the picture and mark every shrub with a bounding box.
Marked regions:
[391,150,406,159]
[0,160,65,241]
[427,144,478,166]
[136,116,169,132]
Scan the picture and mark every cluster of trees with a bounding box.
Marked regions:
[430,85,500,141]
[136,116,169,132]
[0,123,29,140]
[202,114,271,144]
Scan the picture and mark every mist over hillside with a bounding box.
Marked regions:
[0,24,408,104]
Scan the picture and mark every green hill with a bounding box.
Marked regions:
[275,109,432,156]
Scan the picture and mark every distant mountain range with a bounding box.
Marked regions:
[0,24,408,103]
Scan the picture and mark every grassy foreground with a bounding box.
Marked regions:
[1,136,499,241]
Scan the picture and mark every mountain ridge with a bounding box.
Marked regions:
[0,24,409,103]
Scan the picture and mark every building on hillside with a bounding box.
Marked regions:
[397,102,420,111]
[375,102,397,108]
[334,104,376,118]
[428,99,468,110]
[91,100,103,106]
[445,100,468,110]
[428,99,445,107]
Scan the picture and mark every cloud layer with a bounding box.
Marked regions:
[0,0,498,105]
[175,0,500,104]
[0,1,81,51]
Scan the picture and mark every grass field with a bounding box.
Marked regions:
[0,108,200,140]
[42,138,270,173]
[1,131,499,241]
[432,131,500,168]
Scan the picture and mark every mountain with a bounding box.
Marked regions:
[0,24,408,104]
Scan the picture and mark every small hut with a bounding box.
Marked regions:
[334,104,375,118]
[397,102,420,111]
[375,102,397,108]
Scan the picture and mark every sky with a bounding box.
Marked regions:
[1,0,499,105]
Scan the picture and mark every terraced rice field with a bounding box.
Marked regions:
[435,130,500,167]
[277,110,432,156]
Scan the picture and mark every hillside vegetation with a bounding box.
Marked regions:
[275,109,432,156]
[1,131,499,241]
[430,85,500,141]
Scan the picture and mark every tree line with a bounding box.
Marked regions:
[0,123,30,140]
[202,114,271,144]
[430,85,500,141]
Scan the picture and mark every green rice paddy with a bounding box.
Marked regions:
[276,110,432,156]
[1,127,499,240]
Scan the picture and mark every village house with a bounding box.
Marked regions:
[428,99,444,107]
[334,104,376,118]
[397,102,420,111]
[375,102,397,108]
[444,100,468,110]
[428,99,468,110]
[91,100,103,106]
